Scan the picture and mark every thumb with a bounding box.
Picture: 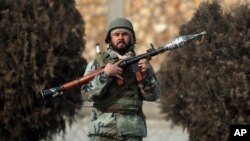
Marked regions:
[114,59,123,66]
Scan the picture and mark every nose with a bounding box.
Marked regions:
[118,33,124,39]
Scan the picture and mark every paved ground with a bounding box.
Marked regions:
[53,102,189,141]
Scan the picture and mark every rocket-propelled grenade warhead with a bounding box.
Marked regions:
[163,31,206,51]
[119,31,206,68]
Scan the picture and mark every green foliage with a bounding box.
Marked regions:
[158,2,250,141]
[0,0,86,140]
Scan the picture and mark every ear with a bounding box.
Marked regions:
[107,36,112,43]
[107,42,111,49]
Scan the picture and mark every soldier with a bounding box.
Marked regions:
[81,18,161,141]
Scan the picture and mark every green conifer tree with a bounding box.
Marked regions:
[0,0,86,140]
[158,2,250,141]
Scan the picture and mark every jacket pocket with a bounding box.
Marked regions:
[116,114,147,137]
[88,109,117,136]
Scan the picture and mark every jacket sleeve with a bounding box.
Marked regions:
[81,61,111,101]
[138,64,161,101]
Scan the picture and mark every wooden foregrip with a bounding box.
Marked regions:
[62,68,104,90]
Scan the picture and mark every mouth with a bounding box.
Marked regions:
[117,41,126,46]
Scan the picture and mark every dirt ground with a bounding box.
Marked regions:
[53,102,189,141]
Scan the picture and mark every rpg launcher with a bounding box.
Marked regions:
[41,31,206,103]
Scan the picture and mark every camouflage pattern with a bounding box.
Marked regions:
[81,49,161,140]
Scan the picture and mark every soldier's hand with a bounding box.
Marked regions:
[138,59,149,76]
[104,60,123,80]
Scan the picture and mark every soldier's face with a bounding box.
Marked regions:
[110,30,131,54]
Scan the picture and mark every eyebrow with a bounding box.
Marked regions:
[111,32,129,35]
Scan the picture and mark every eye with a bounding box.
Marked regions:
[122,32,129,36]
[112,33,120,36]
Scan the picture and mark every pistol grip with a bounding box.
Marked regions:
[135,71,143,81]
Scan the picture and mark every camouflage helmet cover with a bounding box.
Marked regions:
[105,18,136,44]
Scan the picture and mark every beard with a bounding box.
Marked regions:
[111,41,131,55]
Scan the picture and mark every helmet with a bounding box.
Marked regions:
[105,18,136,44]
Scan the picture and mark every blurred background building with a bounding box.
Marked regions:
[54,0,249,140]
[76,0,247,71]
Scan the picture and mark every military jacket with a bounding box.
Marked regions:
[81,49,161,139]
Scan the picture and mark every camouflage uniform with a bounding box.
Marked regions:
[81,18,161,141]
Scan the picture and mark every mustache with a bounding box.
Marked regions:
[117,40,126,45]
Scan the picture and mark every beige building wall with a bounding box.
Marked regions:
[76,0,249,71]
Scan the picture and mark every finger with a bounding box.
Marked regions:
[116,74,123,80]
[139,59,147,63]
[117,67,123,72]
[114,59,123,65]
[138,63,146,68]
[115,69,123,76]
[141,68,146,73]
[138,61,147,67]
